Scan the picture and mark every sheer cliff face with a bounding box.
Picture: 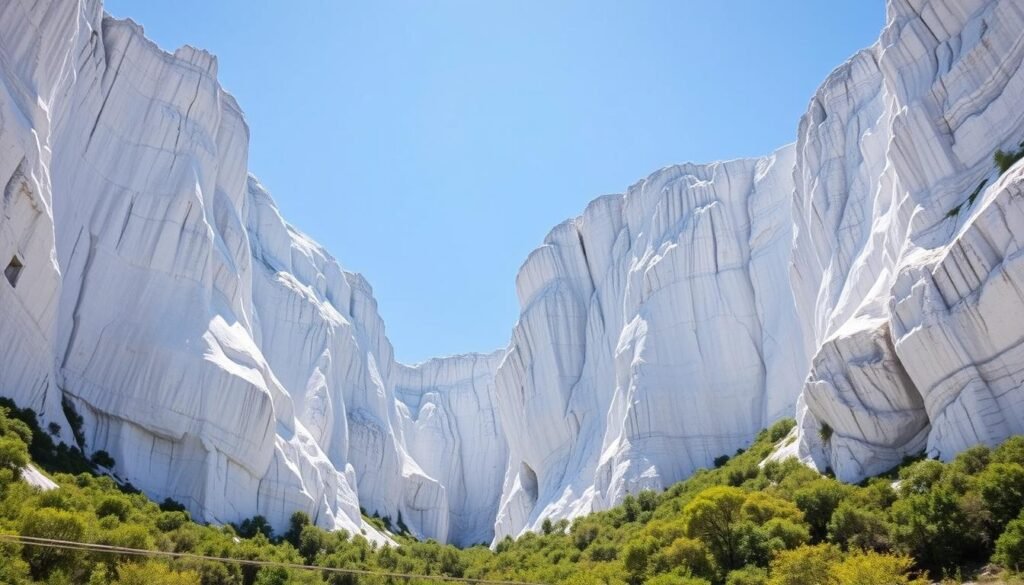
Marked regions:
[491,151,806,540]
[0,0,505,544]
[1,0,1023,547]
[789,0,1024,482]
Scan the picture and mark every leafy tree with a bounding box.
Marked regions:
[571,518,600,550]
[159,498,188,513]
[90,450,116,469]
[0,435,29,479]
[889,484,976,572]
[826,500,889,551]
[253,566,290,585]
[114,561,200,585]
[638,489,659,512]
[588,541,617,561]
[829,550,926,585]
[237,515,274,540]
[726,565,768,585]
[622,538,653,585]
[622,494,642,523]
[95,495,132,521]
[0,409,33,445]
[792,478,852,540]
[741,492,803,525]
[87,563,110,585]
[3,395,1024,585]
[97,522,154,564]
[559,573,605,585]
[651,537,715,579]
[767,544,840,585]
[978,462,1024,535]
[733,521,777,568]
[284,511,311,548]
[645,573,711,585]
[19,507,88,580]
[761,518,810,550]
[993,436,1024,465]
[0,538,31,584]
[683,486,748,570]
[897,459,944,495]
[156,510,191,532]
[994,511,1024,571]
[950,444,990,475]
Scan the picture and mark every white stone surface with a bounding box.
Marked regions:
[1,0,1023,547]
[0,0,503,544]
[21,465,58,492]
[491,149,807,540]
[791,0,1024,482]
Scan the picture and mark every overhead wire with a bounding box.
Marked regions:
[0,533,548,585]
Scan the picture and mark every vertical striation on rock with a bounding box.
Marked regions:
[492,149,807,540]
[790,0,1024,482]
[1,0,1024,546]
[0,0,506,543]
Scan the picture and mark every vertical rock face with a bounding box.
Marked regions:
[492,151,807,540]
[394,352,508,547]
[790,0,1024,482]
[1,0,1024,546]
[0,0,506,544]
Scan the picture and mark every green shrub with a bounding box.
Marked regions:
[159,497,188,512]
[3,393,1024,585]
[571,519,600,550]
[683,486,748,570]
[638,489,659,512]
[726,565,768,585]
[19,508,88,580]
[623,538,653,585]
[978,462,1024,535]
[994,436,1024,466]
[818,423,833,443]
[90,450,115,469]
[829,550,926,585]
[0,435,29,480]
[994,512,1024,571]
[236,515,274,539]
[114,561,199,585]
[792,478,853,540]
[95,496,131,521]
[768,419,796,443]
[61,396,86,450]
[767,543,840,585]
[827,500,890,551]
[156,510,190,532]
[995,142,1024,174]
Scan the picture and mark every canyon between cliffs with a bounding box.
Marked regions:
[2,0,1024,547]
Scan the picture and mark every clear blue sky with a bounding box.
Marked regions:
[104,1,885,364]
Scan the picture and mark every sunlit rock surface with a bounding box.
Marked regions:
[491,149,807,540]
[790,0,1024,482]
[1,0,1023,545]
[0,0,501,543]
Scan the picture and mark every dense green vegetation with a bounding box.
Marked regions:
[1,399,1024,584]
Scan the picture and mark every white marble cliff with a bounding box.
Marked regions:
[1,0,1023,546]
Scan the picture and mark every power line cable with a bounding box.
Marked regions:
[0,533,547,585]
